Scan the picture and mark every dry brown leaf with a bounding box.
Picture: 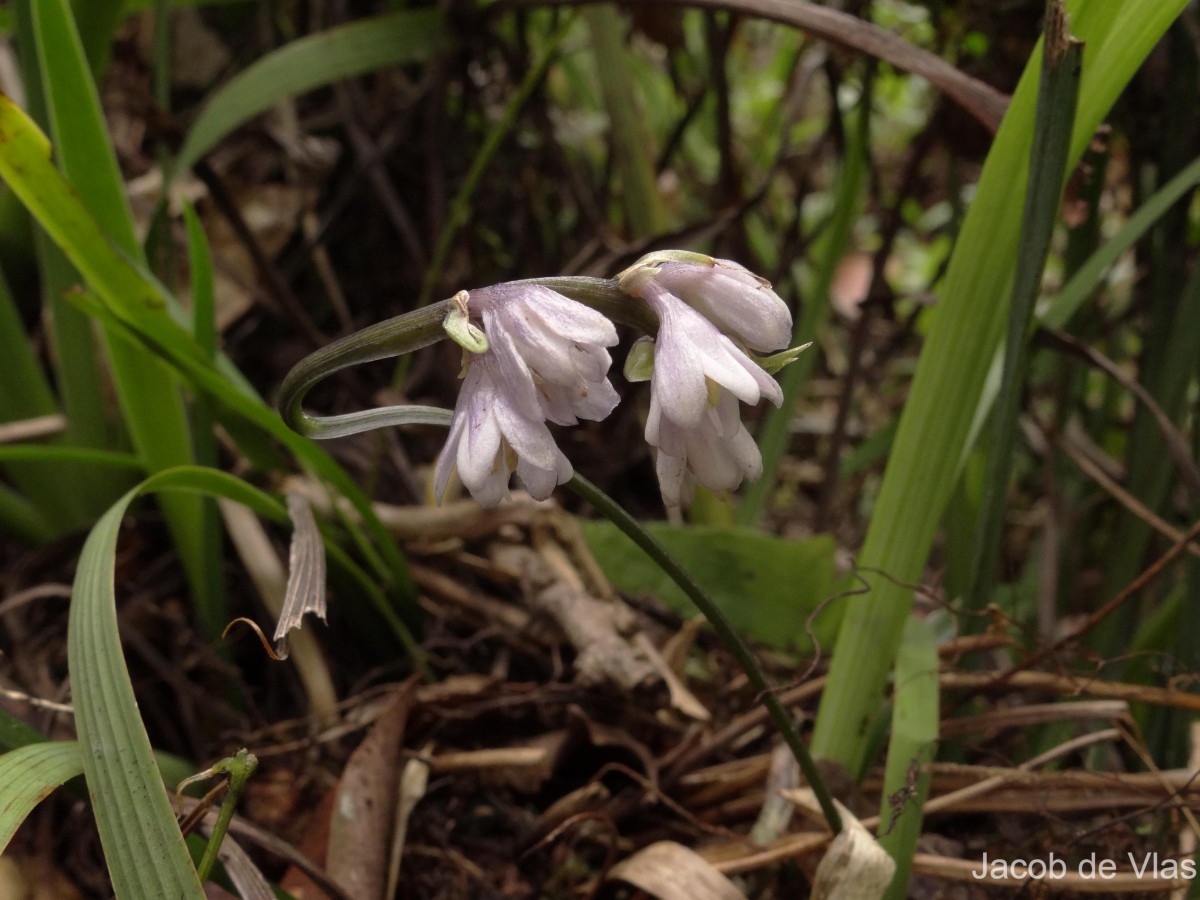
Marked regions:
[276,492,328,654]
[810,800,895,900]
[326,682,418,900]
[607,841,748,900]
[218,497,337,722]
[387,752,430,900]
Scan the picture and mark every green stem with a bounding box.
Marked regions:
[194,749,258,883]
[566,472,843,835]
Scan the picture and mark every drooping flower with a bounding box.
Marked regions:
[434,284,620,505]
[619,254,793,507]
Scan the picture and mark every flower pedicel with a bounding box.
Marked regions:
[279,251,803,510]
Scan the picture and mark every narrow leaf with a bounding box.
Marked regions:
[0,741,83,854]
[174,9,449,177]
[964,2,1082,612]
[70,488,205,898]
[879,616,938,900]
[811,0,1189,773]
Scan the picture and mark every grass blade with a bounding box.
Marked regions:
[173,9,449,177]
[0,742,83,853]
[71,487,205,899]
[878,616,938,900]
[583,6,668,238]
[182,200,227,636]
[810,0,1188,774]
[1041,152,1200,330]
[964,5,1082,613]
[31,0,216,630]
[0,93,418,638]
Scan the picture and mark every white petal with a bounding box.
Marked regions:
[484,312,543,420]
[516,449,573,500]
[649,294,709,427]
[727,424,763,481]
[655,451,688,508]
[569,376,620,422]
[519,285,618,346]
[433,404,468,503]
[654,261,792,351]
[494,398,559,470]
[458,406,502,493]
[468,457,511,507]
[685,426,742,492]
[570,342,612,384]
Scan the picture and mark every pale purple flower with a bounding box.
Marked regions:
[621,255,792,507]
[434,284,619,505]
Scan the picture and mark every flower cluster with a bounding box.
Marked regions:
[434,283,619,505]
[435,254,795,508]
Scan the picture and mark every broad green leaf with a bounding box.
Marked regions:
[174,9,449,176]
[811,0,1189,773]
[581,521,844,653]
[0,742,83,854]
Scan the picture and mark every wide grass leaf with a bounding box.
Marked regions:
[71,486,204,898]
[0,742,83,853]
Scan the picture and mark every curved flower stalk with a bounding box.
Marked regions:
[277,255,800,510]
[433,284,619,505]
[617,253,793,507]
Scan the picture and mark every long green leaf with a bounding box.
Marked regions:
[173,9,449,177]
[0,92,418,639]
[0,742,83,854]
[964,9,1082,613]
[811,0,1188,774]
[878,616,938,900]
[31,0,209,617]
[1041,152,1200,330]
[69,464,411,896]
[14,0,116,526]
[34,0,143,261]
[71,482,204,899]
[583,6,667,238]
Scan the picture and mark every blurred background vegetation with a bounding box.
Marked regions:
[0,0,1198,896]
